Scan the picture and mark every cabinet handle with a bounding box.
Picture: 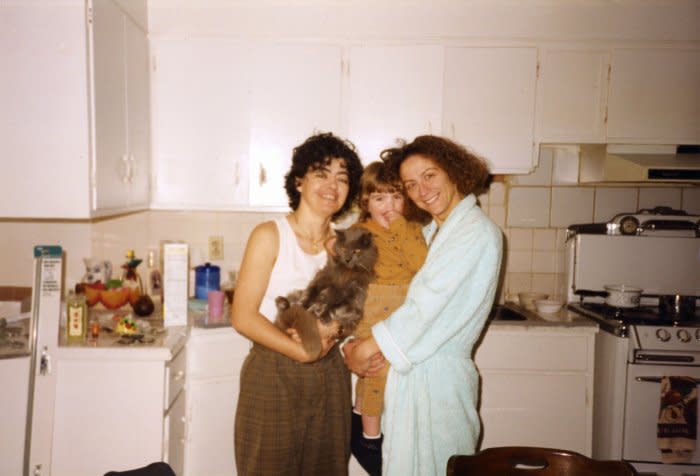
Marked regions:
[450,123,455,138]
[128,154,135,183]
[39,346,51,376]
[173,370,185,381]
[259,164,267,186]
[234,160,240,186]
[121,154,131,183]
[427,121,433,134]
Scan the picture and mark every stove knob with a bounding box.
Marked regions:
[656,328,671,342]
[677,329,691,343]
[696,329,700,342]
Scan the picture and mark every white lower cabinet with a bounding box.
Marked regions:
[184,326,250,476]
[474,326,596,456]
[43,347,186,476]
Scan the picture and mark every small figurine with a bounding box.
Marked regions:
[121,250,143,300]
[82,258,112,285]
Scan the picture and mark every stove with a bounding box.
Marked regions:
[569,302,700,339]
[565,218,700,476]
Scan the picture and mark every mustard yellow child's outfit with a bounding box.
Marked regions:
[353,217,427,417]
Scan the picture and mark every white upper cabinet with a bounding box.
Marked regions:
[346,45,444,164]
[535,48,610,143]
[151,41,341,210]
[443,47,538,174]
[150,38,251,209]
[247,43,343,209]
[93,0,150,212]
[606,48,700,144]
[0,0,150,219]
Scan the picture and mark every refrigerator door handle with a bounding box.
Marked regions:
[39,346,50,376]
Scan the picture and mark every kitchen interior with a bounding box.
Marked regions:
[1,1,699,475]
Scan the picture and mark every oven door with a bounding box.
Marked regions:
[623,363,700,465]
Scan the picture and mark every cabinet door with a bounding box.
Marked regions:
[607,48,700,143]
[150,38,251,209]
[50,359,165,476]
[124,14,150,208]
[93,0,129,212]
[346,45,444,164]
[535,48,610,143]
[248,43,343,208]
[185,379,239,476]
[443,47,538,174]
[479,372,590,455]
[0,1,91,218]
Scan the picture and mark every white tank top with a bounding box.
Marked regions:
[258,217,328,321]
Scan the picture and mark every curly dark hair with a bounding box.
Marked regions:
[381,135,491,223]
[284,132,364,220]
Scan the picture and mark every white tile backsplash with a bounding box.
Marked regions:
[550,187,594,228]
[507,187,551,227]
[638,187,682,210]
[1,172,694,309]
[508,228,533,251]
[510,148,552,186]
[532,229,556,250]
[594,187,638,222]
[682,188,700,214]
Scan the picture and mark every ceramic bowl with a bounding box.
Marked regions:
[535,299,564,314]
[83,285,102,307]
[100,288,131,309]
[518,292,548,310]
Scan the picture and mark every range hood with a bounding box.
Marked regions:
[578,144,700,183]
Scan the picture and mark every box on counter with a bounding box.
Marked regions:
[162,242,189,327]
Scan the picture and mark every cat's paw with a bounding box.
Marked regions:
[275,296,290,311]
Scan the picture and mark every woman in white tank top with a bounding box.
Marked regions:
[232,132,364,476]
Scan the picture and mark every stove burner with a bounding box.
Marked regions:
[579,302,700,326]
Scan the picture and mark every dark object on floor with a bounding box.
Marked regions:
[447,446,639,476]
[104,462,176,476]
[351,411,382,476]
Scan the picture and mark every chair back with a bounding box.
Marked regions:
[446,447,639,476]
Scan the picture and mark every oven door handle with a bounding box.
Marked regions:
[636,376,700,385]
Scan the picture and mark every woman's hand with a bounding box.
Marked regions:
[343,337,386,377]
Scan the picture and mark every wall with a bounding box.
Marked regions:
[3,148,698,304]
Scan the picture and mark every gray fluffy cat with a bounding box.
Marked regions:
[275,226,378,359]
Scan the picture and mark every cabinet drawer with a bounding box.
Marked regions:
[475,332,591,371]
[188,330,250,379]
[165,348,186,410]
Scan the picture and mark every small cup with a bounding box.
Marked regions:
[207,290,225,321]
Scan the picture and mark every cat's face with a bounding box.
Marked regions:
[332,227,378,271]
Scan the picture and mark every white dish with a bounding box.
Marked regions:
[518,292,548,310]
[535,299,563,314]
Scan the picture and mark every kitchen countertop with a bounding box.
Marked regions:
[487,302,598,333]
[58,306,188,361]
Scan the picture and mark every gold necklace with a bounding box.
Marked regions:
[291,214,331,252]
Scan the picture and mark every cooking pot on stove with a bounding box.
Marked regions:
[574,286,643,308]
[604,285,643,308]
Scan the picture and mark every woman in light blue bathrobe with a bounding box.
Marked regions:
[345,135,503,476]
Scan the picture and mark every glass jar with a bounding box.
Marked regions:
[66,291,88,340]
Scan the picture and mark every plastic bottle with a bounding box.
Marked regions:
[66,291,88,340]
